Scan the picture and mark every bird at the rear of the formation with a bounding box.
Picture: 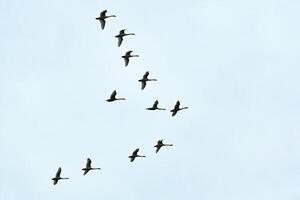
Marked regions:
[170,100,188,116]
[154,139,173,153]
[122,51,139,67]
[138,71,157,90]
[129,148,146,162]
[52,167,69,185]
[96,10,116,30]
[115,29,135,47]
[146,100,166,111]
[106,90,126,102]
[82,158,101,175]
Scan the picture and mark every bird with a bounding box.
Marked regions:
[122,51,139,67]
[154,139,173,153]
[51,167,69,185]
[82,158,101,175]
[106,90,126,102]
[170,100,188,116]
[115,29,135,47]
[146,100,166,110]
[129,148,146,162]
[138,71,157,90]
[96,10,116,30]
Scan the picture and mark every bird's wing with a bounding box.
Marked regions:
[175,101,180,109]
[118,37,123,47]
[124,57,129,66]
[83,169,89,175]
[86,158,92,168]
[141,81,146,90]
[172,110,177,116]
[110,90,117,99]
[143,71,149,79]
[120,29,125,34]
[133,148,139,156]
[126,51,132,56]
[55,167,61,178]
[100,10,107,17]
[53,179,58,185]
[130,156,135,162]
[156,146,162,153]
[100,19,105,30]
[153,100,158,108]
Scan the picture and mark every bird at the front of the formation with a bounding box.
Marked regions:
[96,10,116,30]
[115,29,135,47]
[129,148,146,162]
[106,90,126,102]
[146,100,166,111]
[82,158,101,175]
[138,71,157,90]
[154,139,173,153]
[122,51,139,67]
[52,167,69,185]
[170,100,188,116]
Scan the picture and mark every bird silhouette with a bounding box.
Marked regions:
[122,51,139,66]
[129,148,146,162]
[82,158,101,175]
[52,167,69,185]
[96,10,116,30]
[170,101,188,116]
[106,90,126,102]
[154,139,173,153]
[115,29,135,47]
[138,71,157,90]
[146,100,166,110]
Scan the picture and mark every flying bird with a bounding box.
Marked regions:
[146,100,166,110]
[115,29,135,47]
[96,10,116,30]
[106,90,126,102]
[154,139,173,153]
[129,148,146,162]
[82,158,101,175]
[170,101,188,116]
[52,167,69,185]
[122,51,139,66]
[138,71,157,90]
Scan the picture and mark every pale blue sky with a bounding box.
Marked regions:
[1,0,300,199]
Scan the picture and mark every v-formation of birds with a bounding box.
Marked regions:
[51,9,188,185]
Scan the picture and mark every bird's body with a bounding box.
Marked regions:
[146,100,166,110]
[154,139,173,153]
[170,101,188,116]
[106,90,126,102]
[52,167,69,185]
[129,148,146,162]
[115,29,135,47]
[138,71,157,90]
[122,51,139,66]
[82,158,101,175]
[96,10,116,30]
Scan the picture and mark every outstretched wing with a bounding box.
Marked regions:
[55,167,61,178]
[124,57,129,66]
[86,158,92,168]
[153,100,159,108]
[53,179,58,185]
[110,90,117,99]
[143,71,149,79]
[118,37,123,47]
[175,101,180,109]
[141,81,146,90]
[100,10,107,17]
[155,146,162,153]
[100,19,105,30]
[130,156,135,162]
[171,110,178,116]
[125,51,132,56]
[132,148,139,156]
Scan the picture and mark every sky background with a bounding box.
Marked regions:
[1,0,300,199]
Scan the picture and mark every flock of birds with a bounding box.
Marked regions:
[51,9,188,185]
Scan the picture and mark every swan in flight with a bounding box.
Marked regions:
[96,10,116,30]
[115,29,135,47]
[170,101,188,116]
[82,158,101,175]
[146,100,166,110]
[138,71,157,90]
[106,90,126,102]
[122,51,139,67]
[154,139,173,153]
[129,148,146,162]
[52,167,69,185]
